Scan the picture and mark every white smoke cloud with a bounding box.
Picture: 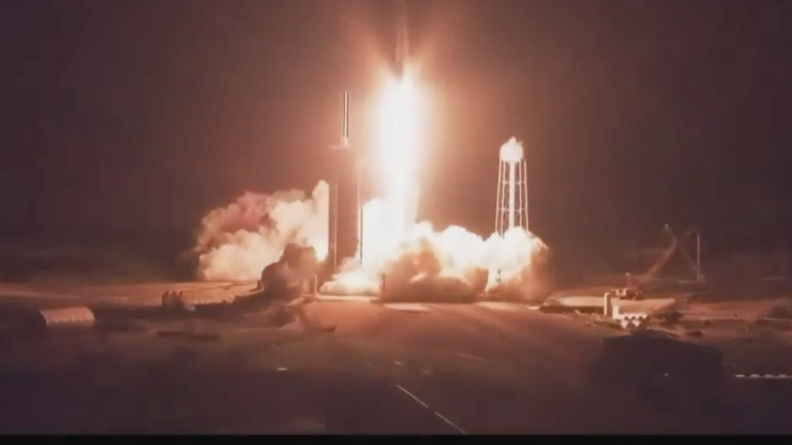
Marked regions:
[320,217,553,303]
[194,182,328,281]
[193,181,553,303]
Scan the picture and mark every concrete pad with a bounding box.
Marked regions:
[384,303,430,312]
[315,294,376,303]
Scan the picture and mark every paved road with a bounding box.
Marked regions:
[0,285,790,434]
[301,300,792,434]
[304,301,675,434]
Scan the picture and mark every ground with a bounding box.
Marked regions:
[0,282,791,434]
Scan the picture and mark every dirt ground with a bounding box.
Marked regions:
[1,277,791,434]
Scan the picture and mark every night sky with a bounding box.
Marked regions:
[1,0,791,255]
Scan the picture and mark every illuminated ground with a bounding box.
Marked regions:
[0,282,791,434]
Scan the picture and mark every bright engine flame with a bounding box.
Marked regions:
[193,68,552,302]
[375,71,423,246]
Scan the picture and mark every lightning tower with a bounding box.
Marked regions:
[495,138,529,235]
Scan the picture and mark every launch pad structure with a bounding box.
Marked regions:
[326,91,363,279]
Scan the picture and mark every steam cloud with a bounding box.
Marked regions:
[322,222,552,302]
[193,181,552,303]
[193,182,328,281]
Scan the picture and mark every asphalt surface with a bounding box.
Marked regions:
[0,283,791,434]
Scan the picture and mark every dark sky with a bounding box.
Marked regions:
[1,0,791,252]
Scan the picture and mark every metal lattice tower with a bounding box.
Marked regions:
[495,138,529,236]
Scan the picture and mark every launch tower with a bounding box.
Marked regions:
[327,92,362,276]
[495,138,529,235]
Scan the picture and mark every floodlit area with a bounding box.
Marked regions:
[194,68,550,303]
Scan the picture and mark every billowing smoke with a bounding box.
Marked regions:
[193,182,328,281]
[193,180,552,302]
[321,216,552,303]
[193,125,550,301]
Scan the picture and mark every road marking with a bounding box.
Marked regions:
[276,367,289,372]
[455,352,485,361]
[433,410,466,434]
[396,385,467,434]
[396,385,428,408]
